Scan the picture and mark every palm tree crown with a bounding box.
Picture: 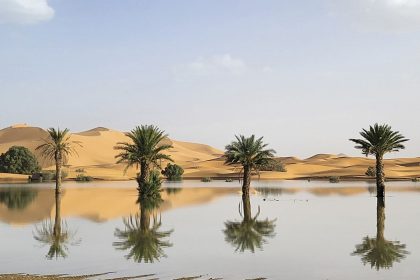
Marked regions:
[114,125,173,190]
[349,123,408,157]
[225,135,275,171]
[36,128,79,163]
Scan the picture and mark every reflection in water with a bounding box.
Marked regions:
[0,188,38,210]
[224,194,276,253]
[33,192,80,259]
[352,198,409,270]
[165,187,182,195]
[114,195,173,263]
[255,187,283,197]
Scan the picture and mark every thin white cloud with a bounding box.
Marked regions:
[187,54,247,75]
[173,54,274,83]
[0,0,54,25]
[328,0,420,31]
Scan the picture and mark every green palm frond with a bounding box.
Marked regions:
[114,125,173,173]
[350,123,409,157]
[36,128,81,164]
[225,134,276,172]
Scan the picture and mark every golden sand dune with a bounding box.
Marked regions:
[1,124,420,180]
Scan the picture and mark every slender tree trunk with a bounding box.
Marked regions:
[242,192,251,222]
[376,197,385,242]
[242,165,251,196]
[55,153,62,194]
[137,161,150,193]
[375,154,385,198]
[53,191,62,237]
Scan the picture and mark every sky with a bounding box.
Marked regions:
[0,0,420,158]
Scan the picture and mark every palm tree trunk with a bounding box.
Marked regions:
[137,162,150,192]
[242,193,251,222]
[55,153,62,193]
[375,154,385,198]
[242,165,251,196]
[53,191,62,236]
[376,197,385,241]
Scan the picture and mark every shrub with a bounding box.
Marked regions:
[75,168,85,173]
[225,178,233,182]
[75,174,94,182]
[329,176,340,183]
[140,170,163,199]
[0,146,41,175]
[366,166,376,177]
[259,160,287,172]
[36,170,68,181]
[161,163,184,180]
[201,177,212,182]
[412,178,420,182]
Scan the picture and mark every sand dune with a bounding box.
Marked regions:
[1,124,420,180]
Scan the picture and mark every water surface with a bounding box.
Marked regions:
[0,180,419,279]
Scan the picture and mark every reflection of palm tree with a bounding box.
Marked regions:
[352,198,409,270]
[0,187,38,210]
[33,192,79,259]
[224,194,276,253]
[114,196,173,263]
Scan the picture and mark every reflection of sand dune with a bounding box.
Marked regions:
[0,187,238,225]
[1,185,420,225]
[2,124,420,180]
[0,189,55,225]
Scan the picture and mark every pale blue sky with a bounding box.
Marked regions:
[1,0,420,157]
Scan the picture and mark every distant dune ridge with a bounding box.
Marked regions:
[1,124,420,181]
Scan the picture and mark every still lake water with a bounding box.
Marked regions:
[0,180,419,279]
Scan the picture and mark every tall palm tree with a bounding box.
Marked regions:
[352,198,408,270]
[224,194,276,253]
[33,192,80,259]
[225,135,275,196]
[350,124,408,197]
[36,128,80,193]
[113,195,173,263]
[114,125,173,193]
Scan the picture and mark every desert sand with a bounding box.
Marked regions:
[1,124,420,181]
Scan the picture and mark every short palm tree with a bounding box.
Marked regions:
[224,194,276,253]
[36,128,80,193]
[350,124,408,197]
[114,125,173,193]
[352,198,408,270]
[225,135,275,195]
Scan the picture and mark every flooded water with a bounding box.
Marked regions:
[0,180,419,279]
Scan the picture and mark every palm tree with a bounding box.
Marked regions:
[223,194,276,253]
[113,195,173,263]
[114,125,173,193]
[33,192,80,259]
[225,135,275,196]
[350,124,408,197]
[352,198,408,270]
[36,128,80,193]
